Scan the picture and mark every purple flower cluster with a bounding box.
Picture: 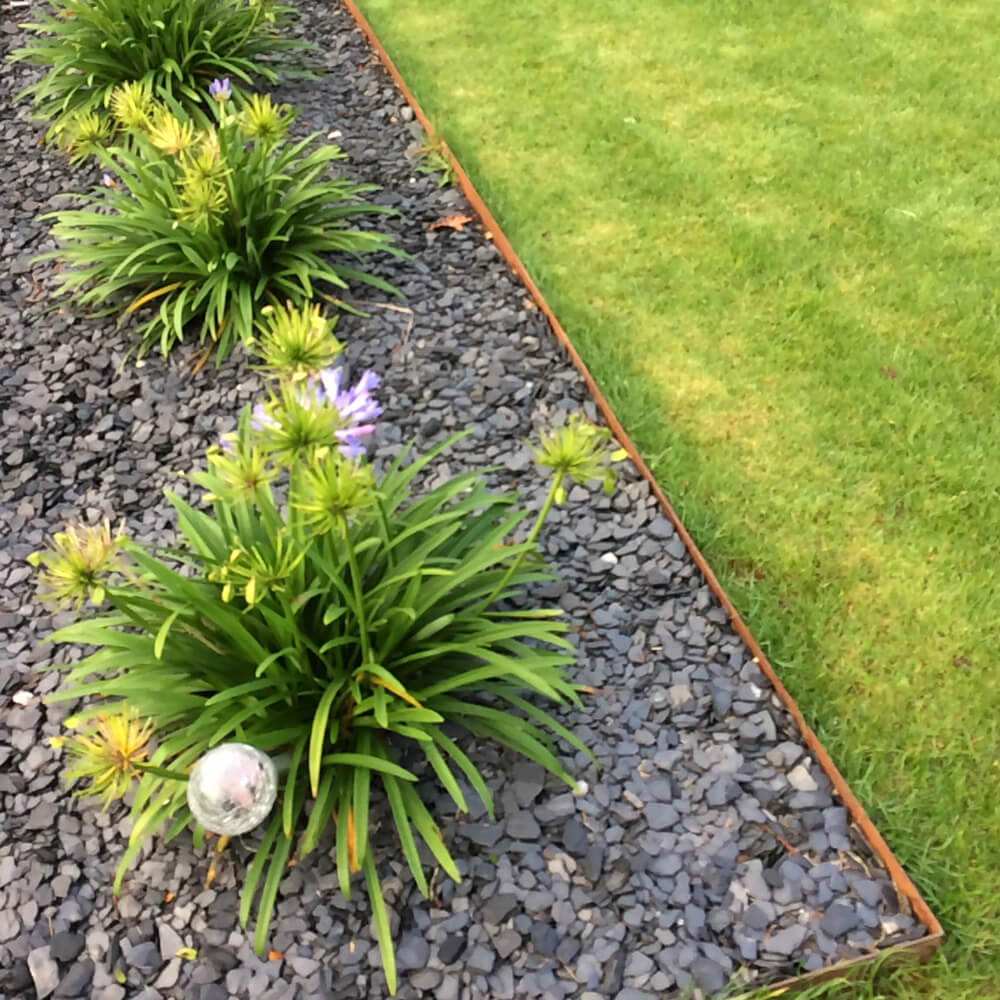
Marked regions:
[248,367,381,460]
[319,368,382,458]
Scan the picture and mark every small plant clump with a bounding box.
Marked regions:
[35,303,625,991]
[41,83,402,359]
[414,131,457,188]
[11,0,310,145]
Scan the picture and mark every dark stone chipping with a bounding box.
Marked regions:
[48,930,85,963]
[437,933,466,966]
[53,959,94,998]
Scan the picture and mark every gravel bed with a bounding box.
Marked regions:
[0,2,930,998]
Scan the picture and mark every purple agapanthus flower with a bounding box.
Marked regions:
[319,368,382,425]
[334,430,369,459]
[209,77,232,103]
[250,402,275,431]
[318,367,381,458]
[248,369,380,462]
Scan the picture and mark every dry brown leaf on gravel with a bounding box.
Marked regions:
[426,213,473,233]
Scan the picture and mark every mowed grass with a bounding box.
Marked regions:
[352,0,1000,996]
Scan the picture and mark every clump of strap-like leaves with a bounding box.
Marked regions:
[35,303,624,992]
[41,82,401,359]
[11,0,309,145]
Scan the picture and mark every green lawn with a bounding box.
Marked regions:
[352,0,1000,995]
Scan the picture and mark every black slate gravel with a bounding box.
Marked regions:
[0,2,930,999]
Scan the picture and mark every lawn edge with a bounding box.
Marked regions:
[338,0,944,990]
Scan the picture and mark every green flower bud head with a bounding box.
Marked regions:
[174,171,227,229]
[253,302,344,381]
[251,380,341,468]
[294,455,375,537]
[28,518,127,609]
[207,536,304,606]
[181,132,229,185]
[533,413,627,503]
[62,111,110,164]
[240,93,293,147]
[202,437,278,504]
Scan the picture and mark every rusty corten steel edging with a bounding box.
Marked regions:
[339,0,944,987]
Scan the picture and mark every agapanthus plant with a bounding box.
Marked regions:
[36,305,624,993]
[40,87,401,359]
[10,0,309,145]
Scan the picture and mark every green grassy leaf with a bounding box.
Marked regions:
[420,739,467,814]
[381,773,428,896]
[239,811,281,929]
[309,677,343,796]
[399,782,460,882]
[299,768,335,858]
[363,850,397,995]
[153,609,180,660]
[252,828,294,956]
[282,734,308,838]
[319,753,417,781]
[423,727,494,818]
[334,778,353,900]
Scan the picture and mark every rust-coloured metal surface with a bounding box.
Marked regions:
[339,0,944,991]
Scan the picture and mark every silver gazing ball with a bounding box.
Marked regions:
[187,743,278,836]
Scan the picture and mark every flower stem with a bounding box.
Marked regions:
[133,762,191,783]
[343,519,372,665]
[477,472,563,615]
[376,497,395,569]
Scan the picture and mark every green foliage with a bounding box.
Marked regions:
[36,336,623,989]
[414,132,455,187]
[11,0,309,142]
[41,93,402,359]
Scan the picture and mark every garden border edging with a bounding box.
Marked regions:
[338,0,944,992]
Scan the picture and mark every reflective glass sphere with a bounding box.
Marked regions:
[186,743,278,836]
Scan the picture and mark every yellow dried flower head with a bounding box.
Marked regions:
[148,108,196,156]
[109,80,154,131]
[28,519,127,609]
[57,703,155,810]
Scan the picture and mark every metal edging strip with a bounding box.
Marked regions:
[338,0,944,990]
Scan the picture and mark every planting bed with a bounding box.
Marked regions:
[0,1,935,998]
